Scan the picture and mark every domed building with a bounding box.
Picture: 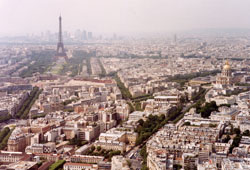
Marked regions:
[215,60,233,88]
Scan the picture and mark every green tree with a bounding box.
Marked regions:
[173,164,182,170]
[138,119,144,126]
[49,160,65,170]
[233,128,241,135]
[97,146,102,151]
[199,101,218,118]
[243,130,250,136]
[183,122,191,126]
[91,145,96,152]
[126,160,132,168]
[229,135,242,153]
[0,128,15,150]
[222,135,231,143]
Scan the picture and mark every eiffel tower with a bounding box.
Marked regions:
[55,15,67,60]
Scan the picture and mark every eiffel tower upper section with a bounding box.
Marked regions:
[55,15,67,59]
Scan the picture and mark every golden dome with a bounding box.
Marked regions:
[223,60,231,70]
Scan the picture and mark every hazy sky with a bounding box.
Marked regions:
[1,0,250,36]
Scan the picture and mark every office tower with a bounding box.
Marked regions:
[83,30,87,40]
[88,32,93,40]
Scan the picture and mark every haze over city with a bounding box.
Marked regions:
[0,1,250,170]
[1,0,250,36]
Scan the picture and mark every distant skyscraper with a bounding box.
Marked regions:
[83,30,87,40]
[88,32,93,40]
[174,34,177,43]
[63,31,69,40]
[75,29,82,40]
[55,15,67,59]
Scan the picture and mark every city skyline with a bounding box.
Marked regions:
[1,0,250,36]
[0,1,250,170]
